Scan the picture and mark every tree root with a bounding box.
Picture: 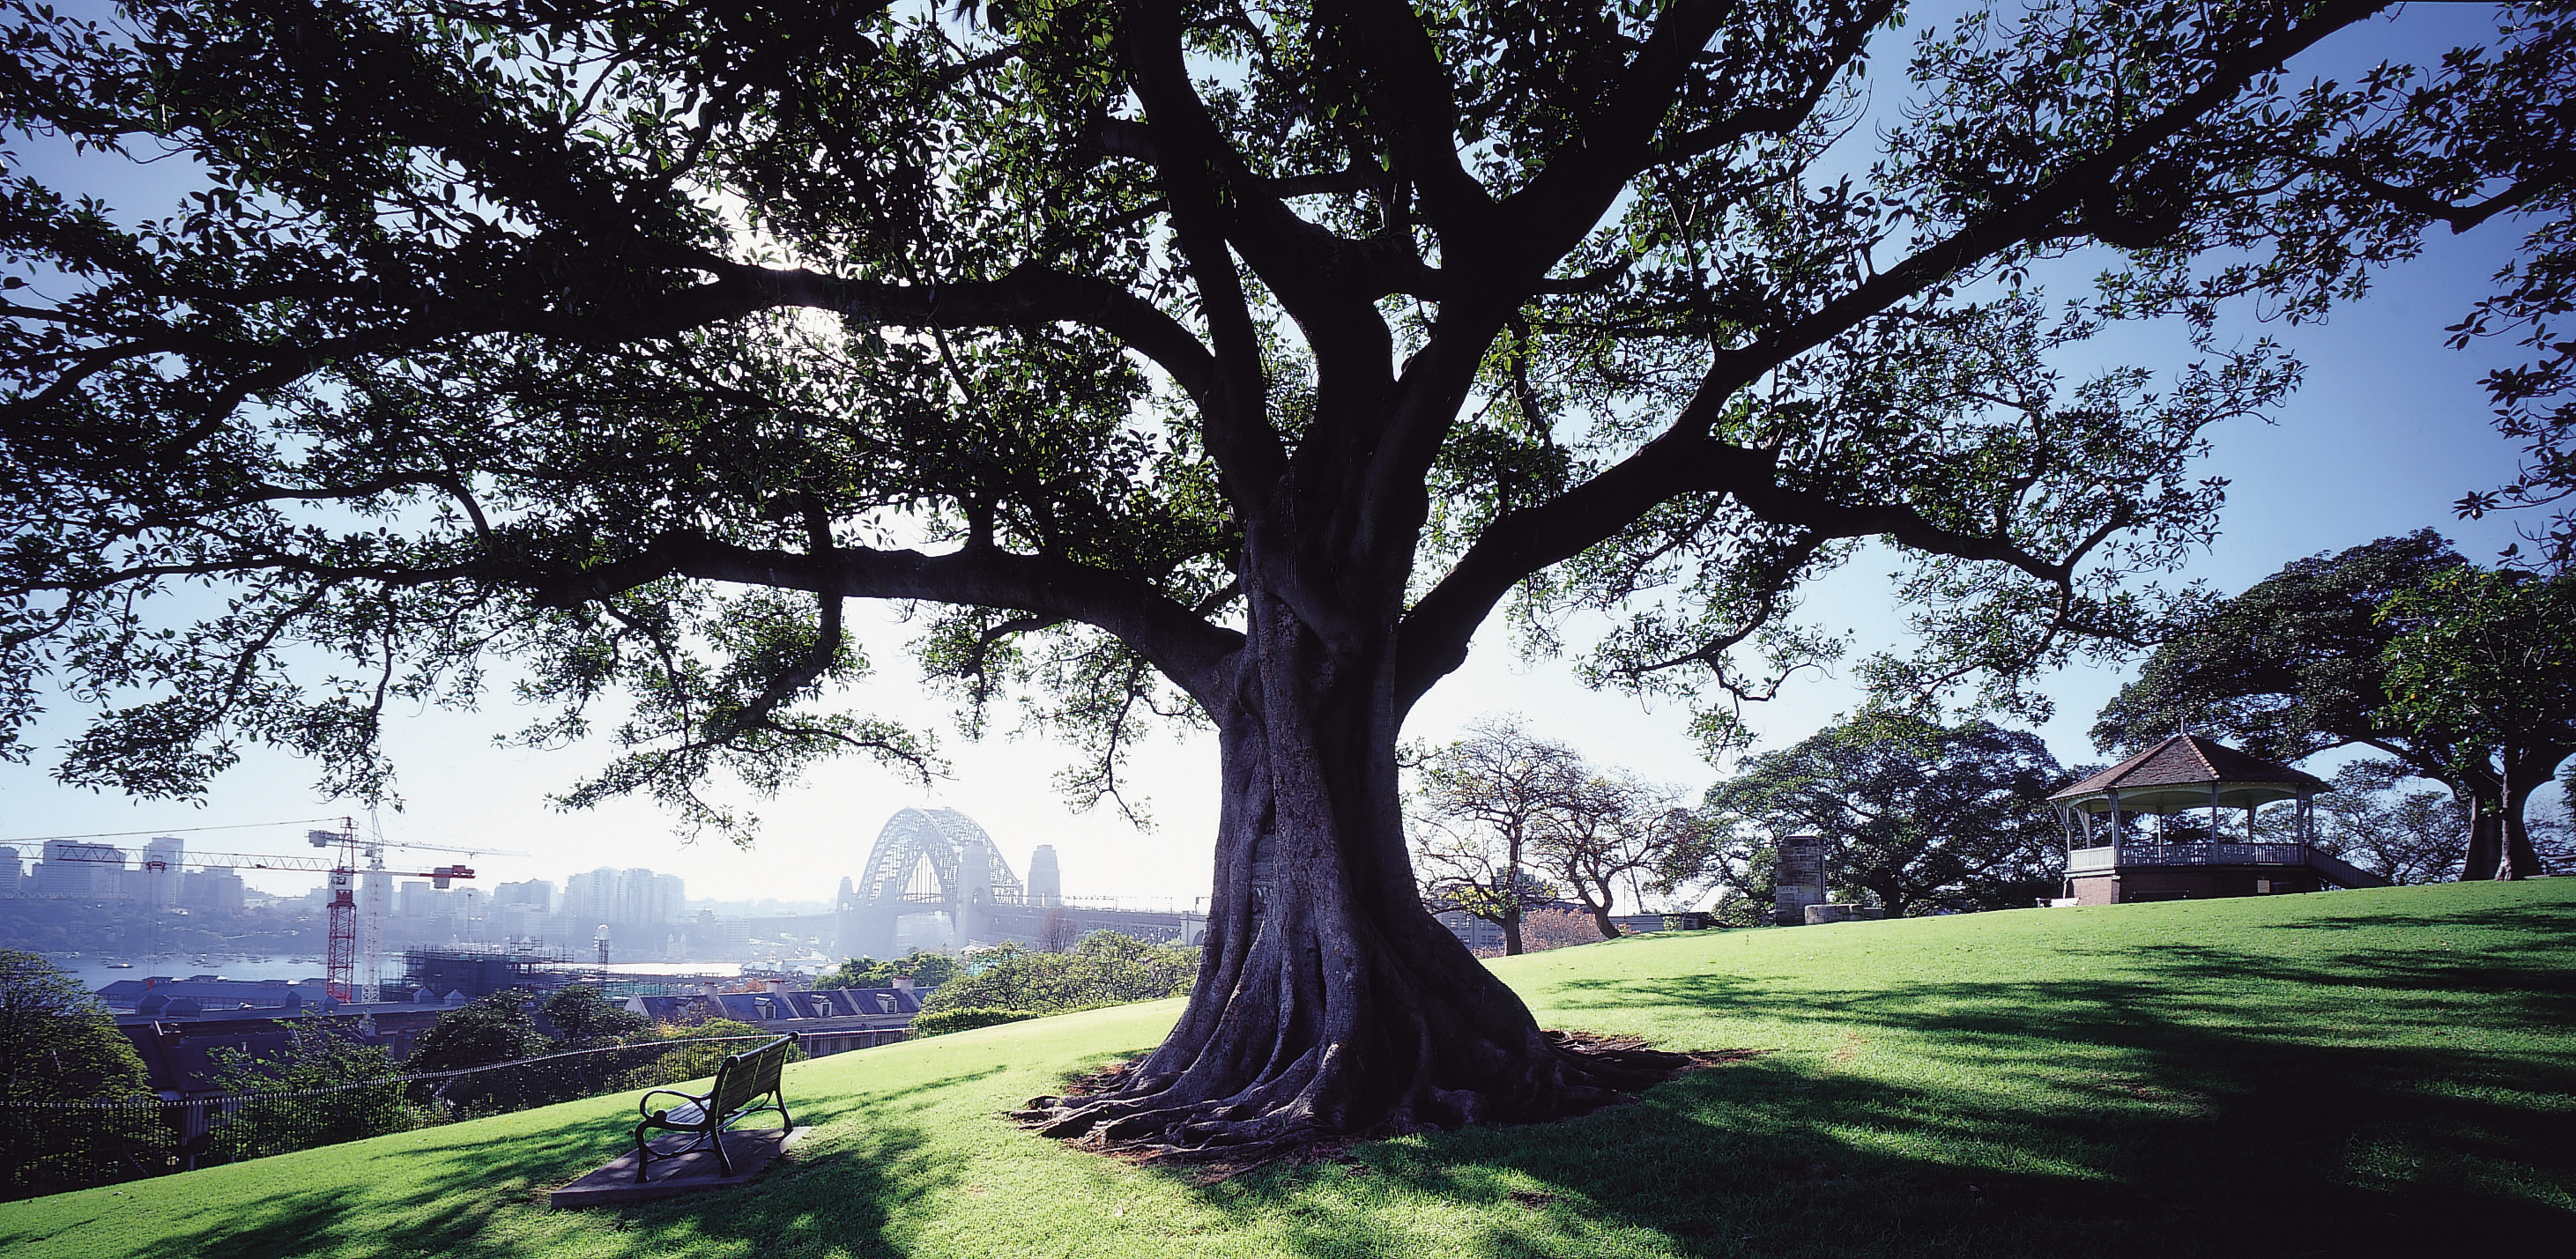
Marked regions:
[1013,1030,1756,1175]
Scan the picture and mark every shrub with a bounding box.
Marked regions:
[910,1007,1041,1037]
[1521,907,1608,952]
[622,1018,803,1090]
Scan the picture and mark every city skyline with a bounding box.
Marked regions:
[0,825,1102,922]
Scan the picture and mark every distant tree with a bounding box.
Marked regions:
[1532,773,1696,940]
[411,989,549,1074]
[815,947,959,989]
[538,985,650,1044]
[624,1018,801,1089]
[2525,781,2576,875]
[407,989,553,1113]
[903,951,961,989]
[1703,716,2066,917]
[919,931,1194,1018]
[1410,716,1585,956]
[0,952,154,1194]
[2379,566,2576,878]
[2306,763,2474,885]
[813,956,896,989]
[1060,931,1199,1004]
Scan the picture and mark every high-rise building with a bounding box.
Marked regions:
[397,880,434,918]
[562,867,682,927]
[33,840,123,898]
[494,878,554,909]
[563,868,612,928]
[181,866,245,911]
[0,847,20,897]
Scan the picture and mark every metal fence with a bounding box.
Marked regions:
[1,1034,785,1200]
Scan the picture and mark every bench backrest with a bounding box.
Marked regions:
[709,1035,794,1115]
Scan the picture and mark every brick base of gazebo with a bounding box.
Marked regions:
[2068,865,2327,905]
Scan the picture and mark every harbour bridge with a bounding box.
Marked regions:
[833,808,1206,956]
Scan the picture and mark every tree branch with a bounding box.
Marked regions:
[545,535,1243,708]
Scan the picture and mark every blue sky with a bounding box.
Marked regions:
[0,3,2548,908]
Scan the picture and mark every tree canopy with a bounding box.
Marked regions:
[4,0,2562,1152]
[2093,531,2468,770]
[1531,769,1696,942]
[2379,563,2576,877]
[0,951,153,1194]
[537,983,650,1043]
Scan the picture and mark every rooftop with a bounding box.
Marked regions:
[2052,733,2327,802]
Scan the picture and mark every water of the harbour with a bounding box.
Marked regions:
[60,957,331,990]
[58,956,793,994]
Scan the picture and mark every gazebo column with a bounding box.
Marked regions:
[2108,790,2123,860]
[2210,782,2223,841]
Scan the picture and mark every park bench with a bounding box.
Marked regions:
[632,1034,796,1181]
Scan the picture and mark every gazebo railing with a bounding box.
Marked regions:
[2069,841,2310,872]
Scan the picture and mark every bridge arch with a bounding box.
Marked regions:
[835,808,1026,956]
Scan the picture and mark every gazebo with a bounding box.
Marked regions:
[2050,733,2388,904]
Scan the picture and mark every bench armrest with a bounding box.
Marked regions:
[637,1087,709,1120]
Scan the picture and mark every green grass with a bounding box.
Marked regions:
[5,880,2571,1257]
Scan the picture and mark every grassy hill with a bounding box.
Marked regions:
[4,880,2569,1258]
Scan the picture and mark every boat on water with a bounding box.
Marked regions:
[105,961,135,968]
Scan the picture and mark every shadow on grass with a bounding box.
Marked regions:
[76,1066,1011,1259]
[1167,935,2575,1258]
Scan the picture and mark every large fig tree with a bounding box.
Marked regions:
[0,0,2550,1153]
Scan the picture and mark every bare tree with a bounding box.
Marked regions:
[1534,774,1696,940]
[1410,716,1585,956]
[1037,906,1081,954]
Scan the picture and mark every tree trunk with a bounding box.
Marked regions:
[1582,878,1622,939]
[2461,771,2505,881]
[2497,749,2555,880]
[1500,907,1526,956]
[1587,902,1622,939]
[1019,584,1679,1157]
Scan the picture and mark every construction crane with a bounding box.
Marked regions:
[52,819,496,1002]
[305,818,528,1002]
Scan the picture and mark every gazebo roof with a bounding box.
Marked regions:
[2050,733,2326,804]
